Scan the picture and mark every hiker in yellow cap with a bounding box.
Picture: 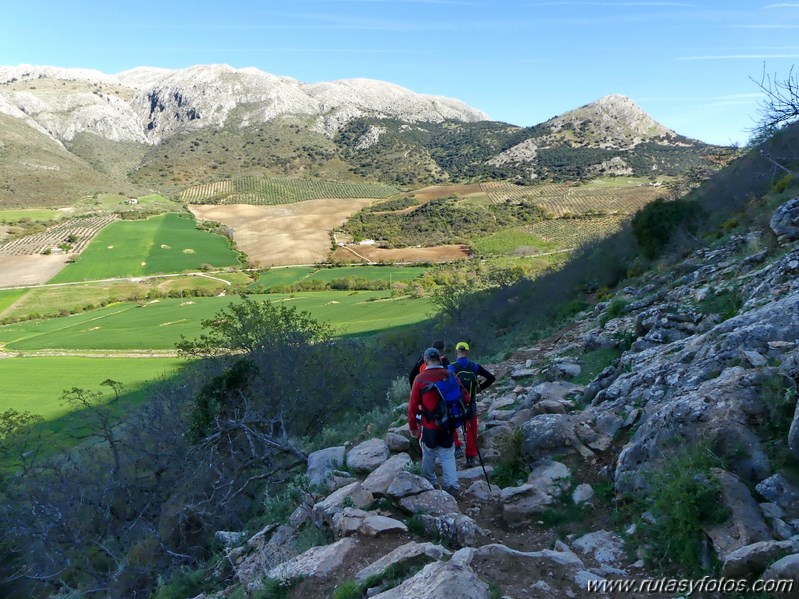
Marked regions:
[448,341,495,467]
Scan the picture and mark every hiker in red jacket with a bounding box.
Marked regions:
[408,346,470,496]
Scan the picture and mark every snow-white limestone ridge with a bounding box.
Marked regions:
[0,64,490,145]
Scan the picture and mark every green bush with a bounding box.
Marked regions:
[697,288,743,322]
[631,197,705,259]
[639,444,729,575]
[599,297,628,327]
[153,567,215,599]
[758,376,798,469]
[490,429,528,488]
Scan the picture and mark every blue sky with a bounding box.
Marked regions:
[2,0,798,145]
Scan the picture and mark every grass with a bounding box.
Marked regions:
[0,209,62,222]
[48,213,241,283]
[472,229,557,256]
[0,288,28,315]
[572,347,622,385]
[255,266,429,290]
[0,275,252,322]
[0,292,433,350]
[0,356,185,422]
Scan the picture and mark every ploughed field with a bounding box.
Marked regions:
[189,199,376,266]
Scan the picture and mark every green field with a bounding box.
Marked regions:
[0,292,432,350]
[181,176,399,205]
[256,265,428,289]
[48,213,242,283]
[0,273,255,322]
[0,288,28,314]
[0,356,185,421]
[0,208,63,222]
[472,229,558,256]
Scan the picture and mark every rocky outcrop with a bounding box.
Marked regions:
[398,490,459,517]
[770,196,799,244]
[355,541,452,583]
[306,446,345,489]
[346,438,390,474]
[370,559,490,599]
[0,64,489,144]
[267,537,359,582]
[362,453,412,496]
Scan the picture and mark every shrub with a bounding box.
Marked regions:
[631,197,705,259]
[490,429,528,488]
[639,444,729,575]
[599,297,628,327]
[697,288,743,322]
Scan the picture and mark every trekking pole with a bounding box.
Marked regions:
[463,423,491,492]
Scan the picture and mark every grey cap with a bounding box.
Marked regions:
[423,347,441,361]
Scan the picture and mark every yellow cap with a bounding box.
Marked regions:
[456,341,470,351]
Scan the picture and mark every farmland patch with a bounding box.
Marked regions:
[0,292,432,350]
[0,255,71,287]
[48,213,241,283]
[190,199,375,266]
[331,244,470,264]
[480,180,666,216]
[180,176,398,205]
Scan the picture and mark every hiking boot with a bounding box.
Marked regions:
[454,446,465,459]
[466,457,477,468]
[443,485,462,500]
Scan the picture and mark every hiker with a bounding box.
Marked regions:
[449,341,495,467]
[408,339,449,386]
[408,346,471,496]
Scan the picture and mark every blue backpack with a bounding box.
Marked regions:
[422,374,468,430]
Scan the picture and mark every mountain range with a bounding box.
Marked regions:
[0,64,724,206]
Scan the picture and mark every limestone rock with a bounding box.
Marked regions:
[362,453,412,496]
[418,513,483,547]
[501,484,557,526]
[756,474,799,516]
[385,432,411,452]
[770,197,799,244]
[703,469,772,560]
[267,537,359,582]
[399,490,459,517]
[468,543,588,599]
[572,483,594,505]
[571,531,625,569]
[457,465,494,485]
[332,507,368,538]
[312,482,374,527]
[359,515,409,537]
[355,541,452,583]
[370,560,489,599]
[306,446,345,489]
[522,414,593,460]
[465,480,501,501]
[762,552,799,581]
[346,438,390,473]
[386,471,434,499]
[721,537,799,578]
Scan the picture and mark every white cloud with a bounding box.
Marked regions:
[763,3,799,8]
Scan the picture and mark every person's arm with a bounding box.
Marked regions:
[476,364,496,391]
[408,379,422,438]
[408,357,423,386]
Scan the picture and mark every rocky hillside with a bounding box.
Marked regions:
[188,195,799,598]
[0,64,488,143]
[0,64,726,205]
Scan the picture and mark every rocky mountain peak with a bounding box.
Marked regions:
[0,63,490,144]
